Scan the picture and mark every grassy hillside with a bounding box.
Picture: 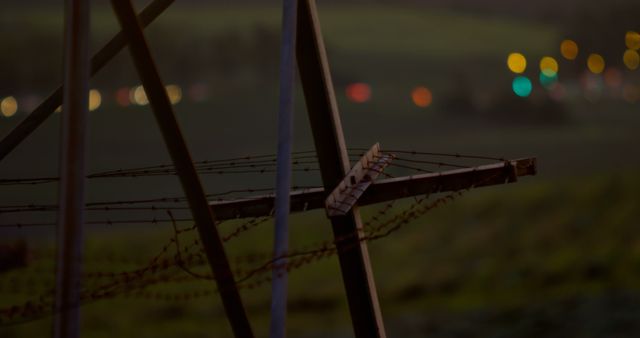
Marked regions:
[1,2,639,337]
[1,171,639,337]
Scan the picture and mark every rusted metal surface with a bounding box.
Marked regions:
[110,0,253,337]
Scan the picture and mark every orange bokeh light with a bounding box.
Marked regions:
[346,83,371,103]
[411,86,432,108]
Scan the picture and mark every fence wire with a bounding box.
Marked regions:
[0,149,511,326]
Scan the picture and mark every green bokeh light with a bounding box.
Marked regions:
[539,71,558,89]
[512,76,532,97]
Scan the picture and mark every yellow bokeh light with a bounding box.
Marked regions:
[165,85,182,105]
[623,49,639,70]
[626,31,640,50]
[540,56,559,76]
[587,54,605,74]
[1,96,18,117]
[507,53,527,73]
[560,39,578,60]
[88,89,102,111]
[130,86,148,105]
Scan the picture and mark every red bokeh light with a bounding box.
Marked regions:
[411,86,433,108]
[346,83,371,103]
[115,87,130,107]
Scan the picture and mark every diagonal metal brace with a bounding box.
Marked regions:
[110,0,253,337]
[0,0,174,163]
[325,143,394,217]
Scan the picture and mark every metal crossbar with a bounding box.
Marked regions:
[210,158,536,220]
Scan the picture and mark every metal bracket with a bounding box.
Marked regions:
[325,143,394,217]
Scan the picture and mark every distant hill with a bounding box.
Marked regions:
[3,0,624,21]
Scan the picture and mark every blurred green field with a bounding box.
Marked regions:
[1,171,639,338]
[1,2,640,337]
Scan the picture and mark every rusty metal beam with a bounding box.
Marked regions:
[109,1,253,337]
[296,1,386,336]
[0,0,174,163]
[210,158,537,220]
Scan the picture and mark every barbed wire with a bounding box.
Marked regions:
[0,186,322,224]
[0,149,514,326]
[0,176,483,326]
[0,149,500,186]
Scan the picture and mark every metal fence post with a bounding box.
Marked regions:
[53,0,90,337]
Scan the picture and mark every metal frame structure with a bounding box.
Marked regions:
[0,0,537,337]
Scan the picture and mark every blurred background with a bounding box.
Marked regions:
[1,0,639,337]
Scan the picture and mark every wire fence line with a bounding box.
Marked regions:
[0,149,500,186]
[0,149,511,326]
[0,148,505,228]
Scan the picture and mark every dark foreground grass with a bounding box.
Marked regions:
[1,170,639,337]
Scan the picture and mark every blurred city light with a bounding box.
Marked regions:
[411,86,432,108]
[512,76,532,97]
[345,83,371,103]
[115,87,130,107]
[560,40,579,60]
[540,56,559,76]
[21,95,40,112]
[507,53,527,73]
[548,83,566,101]
[88,89,102,111]
[130,85,149,106]
[587,54,605,74]
[1,96,18,117]
[625,31,640,50]
[581,72,604,102]
[188,83,210,102]
[165,85,182,105]
[604,68,623,88]
[623,49,639,70]
[539,71,558,88]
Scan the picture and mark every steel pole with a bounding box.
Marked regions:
[269,0,298,337]
[53,0,90,337]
